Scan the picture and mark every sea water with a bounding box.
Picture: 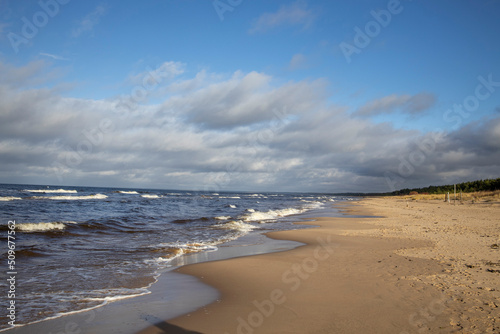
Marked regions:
[0,184,351,331]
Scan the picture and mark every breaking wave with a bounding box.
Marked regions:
[240,207,306,223]
[141,194,160,199]
[42,194,108,200]
[216,220,257,233]
[215,216,231,220]
[146,242,218,265]
[25,189,77,194]
[0,196,22,201]
[16,221,78,232]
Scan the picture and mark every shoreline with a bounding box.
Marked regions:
[7,197,498,333]
[139,200,453,333]
[3,203,342,333]
[140,197,500,333]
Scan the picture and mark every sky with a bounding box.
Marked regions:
[0,0,499,193]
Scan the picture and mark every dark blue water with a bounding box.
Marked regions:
[0,183,349,330]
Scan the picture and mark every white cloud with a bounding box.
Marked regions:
[288,53,308,70]
[354,93,436,117]
[71,4,107,38]
[0,61,498,192]
[249,1,315,34]
[127,61,185,86]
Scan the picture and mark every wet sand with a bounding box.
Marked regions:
[9,197,498,333]
[139,197,498,333]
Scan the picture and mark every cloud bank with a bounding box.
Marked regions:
[0,61,499,193]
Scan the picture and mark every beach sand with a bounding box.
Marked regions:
[139,196,499,334]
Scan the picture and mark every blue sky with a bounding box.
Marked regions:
[1,0,499,192]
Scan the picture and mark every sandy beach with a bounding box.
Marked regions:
[138,196,499,334]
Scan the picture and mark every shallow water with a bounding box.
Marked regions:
[0,183,351,330]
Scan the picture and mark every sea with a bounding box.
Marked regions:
[0,183,352,331]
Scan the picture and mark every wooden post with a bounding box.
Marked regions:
[447,192,450,203]
[454,184,456,205]
[460,190,462,202]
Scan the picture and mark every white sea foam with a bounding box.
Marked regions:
[22,287,152,329]
[82,287,151,303]
[147,242,218,265]
[42,194,108,200]
[229,204,237,208]
[304,201,324,209]
[241,207,305,223]
[217,220,257,233]
[117,191,139,194]
[215,216,232,220]
[141,194,160,199]
[17,222,73,232]
[25,189,77,194]
[0,196,22,201]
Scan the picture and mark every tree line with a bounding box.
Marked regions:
[387,178,500,196]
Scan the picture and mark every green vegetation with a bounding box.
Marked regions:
[388,178,500,196]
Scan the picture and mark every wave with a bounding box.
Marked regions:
[216,220,257,233]
[141,194,160,199]
[25,189,77,194]
[0,196,22,201]
[116,191,139,194]
[228,204,237,208]
[301,201,324,209]
[240,207,305,223]
[215,216,231,220]
[41,194,108,200]
[147,242,218,264]
[16,221,77,232]
[13,286,152,332]
[170,217,211,224]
